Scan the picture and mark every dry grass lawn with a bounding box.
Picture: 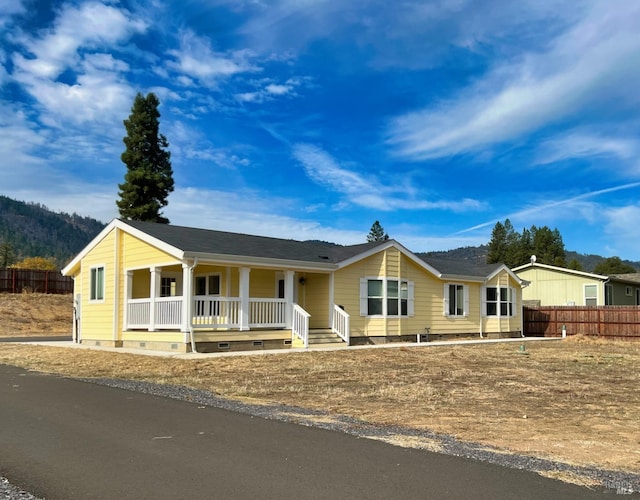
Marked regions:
[0,292,72,336]
[1,293,639,482]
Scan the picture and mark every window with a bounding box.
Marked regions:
[483,286,515,317]
[161,277,177,297]
[626,286,633,297]
[367,279,383,315]
[90,266,104,301]
[585,284,597,306]
[195,274,220,296]
[195,274,221,316]
[444,284,468,317]
[361,278,413,317]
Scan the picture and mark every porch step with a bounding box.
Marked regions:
[307,329,346,348]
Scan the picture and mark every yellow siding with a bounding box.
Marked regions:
[249,269,278,298]
[301,273,330,328]
[335,249,523,339]
[121,232,177,269]
[518,267,603,306]
[79,230,116,341]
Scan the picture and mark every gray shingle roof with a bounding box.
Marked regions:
[419,255,503,278]
[122,219,388,265]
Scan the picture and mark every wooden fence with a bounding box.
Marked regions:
[524,306,640,340]
[0,268,73,294]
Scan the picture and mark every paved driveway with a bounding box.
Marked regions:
[0,364,614,499]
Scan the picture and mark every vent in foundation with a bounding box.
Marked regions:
[218,342,230,350]
[283,339,292,345]
[139,342,146,348]
[95,341,101,346]
[252,340,264,347]
[171,343,178,350]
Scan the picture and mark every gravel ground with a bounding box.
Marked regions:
[3,376,639,498]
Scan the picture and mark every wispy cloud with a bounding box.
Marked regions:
[166,30,259,87]
[456,182,640,235]
[387,3,640,160]
[292,143,484,212]
[534,129,640,167]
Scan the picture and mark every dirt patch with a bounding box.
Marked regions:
[0,292,72,337]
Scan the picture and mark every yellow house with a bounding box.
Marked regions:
[62,219,526,352]
[513,262,640,306]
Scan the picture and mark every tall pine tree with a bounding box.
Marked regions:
[117,93,174,223]
[367,221,389,242]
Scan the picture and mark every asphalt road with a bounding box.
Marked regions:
[0,364,615,499]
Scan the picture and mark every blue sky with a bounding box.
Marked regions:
[2,1,640,260]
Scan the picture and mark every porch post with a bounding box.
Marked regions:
[149,267,161,331]
[123,270,133,330]
[239,267,251,331]
[182,263,193,334]
[284,270,295,329]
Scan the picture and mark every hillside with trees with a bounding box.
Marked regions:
[0,196,105,269]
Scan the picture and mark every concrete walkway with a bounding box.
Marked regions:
[7,335,563,359]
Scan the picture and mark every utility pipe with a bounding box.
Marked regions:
[188,257,199,353]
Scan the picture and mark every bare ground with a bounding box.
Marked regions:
[1,293,639,488]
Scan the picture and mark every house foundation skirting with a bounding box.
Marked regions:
[80,340,123,348]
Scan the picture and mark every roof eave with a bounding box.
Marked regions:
[185,252,338,271]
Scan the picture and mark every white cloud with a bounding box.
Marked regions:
[602,205,640,258]
[166,30,258,87]
[292,143,484,212]
[165,187,365,244]
[0,0,26,28]
[535,130,640,167]
[387,3,640,160]
[12,1,146,79]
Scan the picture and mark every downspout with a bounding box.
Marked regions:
[188,257,199,353]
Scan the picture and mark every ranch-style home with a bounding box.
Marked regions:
[62,219,527,353]
[513,261,640,306]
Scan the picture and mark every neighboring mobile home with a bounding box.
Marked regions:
[62,219,526,352]
[513,262,640,306]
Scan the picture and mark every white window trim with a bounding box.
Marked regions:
[360,277,414,317]
[482,285,516,318]
[89,264,106,303]
[584,283,598,306]
[443,283,469,318]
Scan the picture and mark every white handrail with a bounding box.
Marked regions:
[332,304,350,344]
[292,303,310,348]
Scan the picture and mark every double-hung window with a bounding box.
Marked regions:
[444,283,469,317]
[483,286,515,317]
[361,278,413,317]
[90,266,104,301]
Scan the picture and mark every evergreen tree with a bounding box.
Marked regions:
[487,221,507,264]
[593,256,637,275]
[567,258,583,271]
[367,221,389,242]
[117,92,174,223]
[0,242,15,267]
[487,220,566,267]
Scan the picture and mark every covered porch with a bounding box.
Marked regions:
[122,262,349,347]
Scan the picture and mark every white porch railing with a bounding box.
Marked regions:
[292,303,310,347]
[250,298,286,328]
[332,304,350,344]
[192,296,241,328]
[126,297,290,331]
[127,298,151,328]
[155,297,182,328]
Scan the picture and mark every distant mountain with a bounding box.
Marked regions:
[418,245,639,273]
[0,196,106,269]
[2,195,638,273]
